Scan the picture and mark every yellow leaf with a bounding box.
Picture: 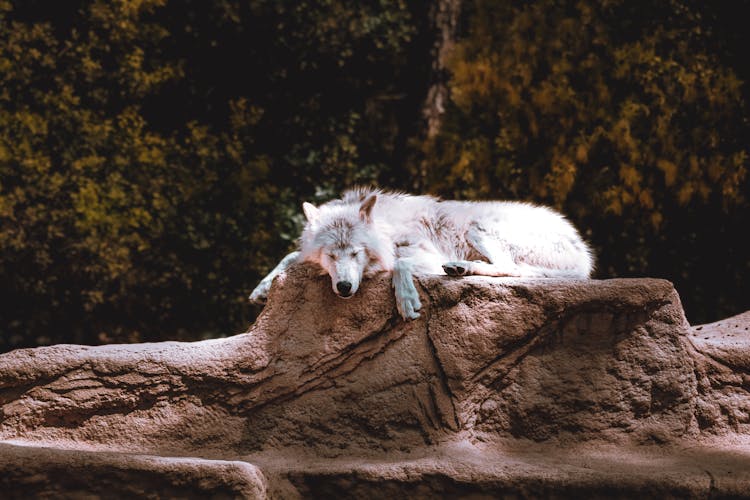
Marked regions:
[650,211,663,230]
[656,159,677,187]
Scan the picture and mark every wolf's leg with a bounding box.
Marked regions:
[392,249,445,320]
[249,251,300,304]
[393,259,421,320]
[443,223,535,277]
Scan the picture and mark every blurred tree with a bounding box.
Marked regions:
[1,0,748,351]
[415,0,749,323]
[0,0,427,350]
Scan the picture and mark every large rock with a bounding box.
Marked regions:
[1,264,749,498]
[688,310,750,435]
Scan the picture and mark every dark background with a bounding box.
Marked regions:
[1,0,748,352]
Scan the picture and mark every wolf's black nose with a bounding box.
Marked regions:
[336,281,352,296]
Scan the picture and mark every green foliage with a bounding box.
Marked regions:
[1,0,748,350]
[417,0,750,322]
[426,0,747,205]
[0,0,423,350]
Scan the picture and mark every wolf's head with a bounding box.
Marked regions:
[299,193,394,298]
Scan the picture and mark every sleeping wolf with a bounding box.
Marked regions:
[249,188,594,320]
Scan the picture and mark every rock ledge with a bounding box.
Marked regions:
[2,264,749,498]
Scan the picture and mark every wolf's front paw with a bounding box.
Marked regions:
[249,280,272,304]
[443,261,473,276]
[397,293,422,320]
[394,283,422,320]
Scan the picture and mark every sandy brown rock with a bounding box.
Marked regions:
[1,263,750,498]
[423,275,697,443]
[690,310,750,370]
[688,311,750,436]
[268,441,750,499]
[0,442,267,499]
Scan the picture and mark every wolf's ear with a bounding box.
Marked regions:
[302,202,320,224]
[359,194,377,223]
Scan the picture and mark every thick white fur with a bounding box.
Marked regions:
[249,188,594,320]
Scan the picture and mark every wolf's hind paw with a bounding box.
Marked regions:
[443,261,471,276]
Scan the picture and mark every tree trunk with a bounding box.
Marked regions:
[417,0,462,190]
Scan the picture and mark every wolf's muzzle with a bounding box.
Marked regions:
[336,281,353,297]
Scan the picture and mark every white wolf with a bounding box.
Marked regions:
[249,188,594,320]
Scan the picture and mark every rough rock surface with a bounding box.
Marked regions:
[1,264,750,498]
[688,311,750,436]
